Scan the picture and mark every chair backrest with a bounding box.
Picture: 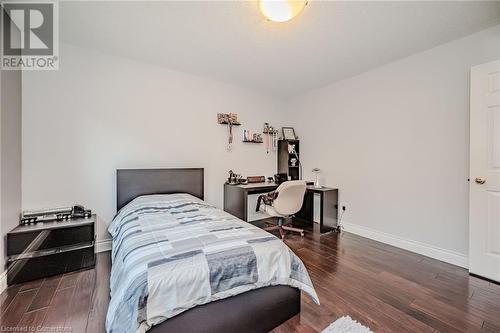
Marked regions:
[273,181,307,216]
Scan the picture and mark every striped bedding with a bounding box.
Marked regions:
[105,193,319,333]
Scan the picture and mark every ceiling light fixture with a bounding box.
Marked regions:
[259,0,308,23]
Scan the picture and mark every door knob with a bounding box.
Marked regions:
[475,177,486,184]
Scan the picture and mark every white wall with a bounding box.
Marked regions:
[22,43,284,243]
[0,21,23,289]
[287,25,500,266]
[1,68,23,278]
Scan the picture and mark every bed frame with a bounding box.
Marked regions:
[116,168,205,211]
[115,168,301,332]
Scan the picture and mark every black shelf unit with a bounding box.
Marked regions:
[278,139,300,180]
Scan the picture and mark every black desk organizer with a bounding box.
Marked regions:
[6,215,96,285]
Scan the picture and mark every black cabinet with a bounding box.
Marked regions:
[6,215,96,285]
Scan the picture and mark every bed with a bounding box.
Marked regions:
[106,168,318,333]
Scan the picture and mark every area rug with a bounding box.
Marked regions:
[321,316,373,333]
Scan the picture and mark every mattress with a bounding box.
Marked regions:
[105,193,319,333]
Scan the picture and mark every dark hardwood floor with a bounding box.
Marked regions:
[2,225,500,333]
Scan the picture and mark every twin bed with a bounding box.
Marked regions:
[106,168,318,333]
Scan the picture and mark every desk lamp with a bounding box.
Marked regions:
[312,168,321,188]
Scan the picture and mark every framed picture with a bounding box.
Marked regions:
[282,127,297,140]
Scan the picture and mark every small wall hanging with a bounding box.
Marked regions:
[263,123,278,153]
[217,113,240,151]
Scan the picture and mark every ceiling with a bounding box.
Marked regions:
[60,1,500,98]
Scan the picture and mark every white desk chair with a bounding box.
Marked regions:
[261,180,306,239]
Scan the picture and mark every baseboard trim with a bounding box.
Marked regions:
[0,270,7,294]
[342,222,469,268]
[96,239,112,253]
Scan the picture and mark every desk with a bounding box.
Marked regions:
[223,183,339,234]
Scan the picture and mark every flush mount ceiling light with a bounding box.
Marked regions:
[259,0,308,23]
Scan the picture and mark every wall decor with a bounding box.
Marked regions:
[282,127,297,140]
[217,113,240,151]
[243,129,263,143]
[263,123,279,153]
[217,113,240,125]
[253,133,263,143]
[243,129,253,141]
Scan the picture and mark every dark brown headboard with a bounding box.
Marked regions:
[116,168,204,211]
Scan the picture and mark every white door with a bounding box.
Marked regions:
[469,60,500,282]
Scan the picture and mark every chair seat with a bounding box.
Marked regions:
[261,205,287,218]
